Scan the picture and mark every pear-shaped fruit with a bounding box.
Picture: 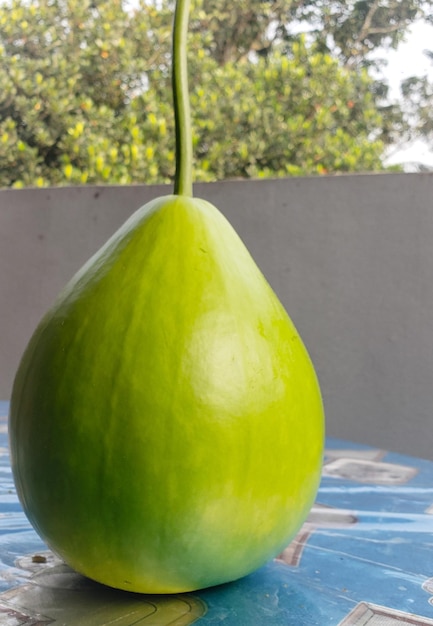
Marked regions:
[9,194,324,594]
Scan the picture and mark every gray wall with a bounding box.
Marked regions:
[1,174,432,458]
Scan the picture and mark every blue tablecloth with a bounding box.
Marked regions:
[1,398,433,625]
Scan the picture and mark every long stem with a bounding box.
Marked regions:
[172,0,193,197]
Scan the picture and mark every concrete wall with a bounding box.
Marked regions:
[1,173,432,458]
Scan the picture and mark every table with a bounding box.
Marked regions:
[1,399,433,625]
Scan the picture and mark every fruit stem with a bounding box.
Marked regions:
[172,0,193,197]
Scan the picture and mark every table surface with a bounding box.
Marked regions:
[1,400,433,625]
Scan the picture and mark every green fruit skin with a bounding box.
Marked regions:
[9,195,324,594]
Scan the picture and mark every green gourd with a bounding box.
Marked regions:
[9,0,324,594]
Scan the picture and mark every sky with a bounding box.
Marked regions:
[384,20,433,169]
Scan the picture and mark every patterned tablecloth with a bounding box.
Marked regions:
[1,399,433,625]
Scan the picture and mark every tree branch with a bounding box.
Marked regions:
[353,0,381,48]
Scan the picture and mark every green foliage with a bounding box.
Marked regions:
[0,0,422,187]
[296,0,431,66]
[189,40,384,179]
[401,72,433,147]
[192,0,433,68]
[0,0,172,187]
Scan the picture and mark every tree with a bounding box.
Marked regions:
[192,0,433,67]
[188,40,384,179]
[0,0,173,186]
[397,70,433,165]
[0,0,429,187]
